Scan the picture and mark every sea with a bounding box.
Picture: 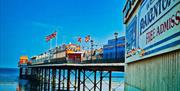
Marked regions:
[0,68,124,91]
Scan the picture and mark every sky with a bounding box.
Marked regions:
[0,0,125,68]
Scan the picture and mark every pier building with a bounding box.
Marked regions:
[103,36,125,61]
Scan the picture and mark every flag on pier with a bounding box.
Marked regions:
[78,37,82,43]
[46,31,57,42]
[85,35,90,42]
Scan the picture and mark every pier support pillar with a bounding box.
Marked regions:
[42,68,44,81]
[48,69,51,91]
[78,69,81,91]
[62,69,65,90]
[67,69,71,91]
[31,68,33,78]
[37,68,38,80]
[38,68,41,81]
[52,68,56,91]
[30,68,33,78]
[109,71,112,91]
[44,68,47,91]
[34,68,36,78]
[25,68,28,78]
[83,70,86,91]
[19,68,22,79]
[40,68,43,91]
[58,69,61,90]
[74,70,77,91]
[94,71,97,91]
[100,71,103,91]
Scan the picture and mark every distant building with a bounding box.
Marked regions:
[103,36,125,60]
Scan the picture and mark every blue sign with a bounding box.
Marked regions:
[126,0,180,63]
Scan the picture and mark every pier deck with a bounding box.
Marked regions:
[28,63,125,71]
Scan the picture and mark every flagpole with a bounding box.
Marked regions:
[50,39,52,49]
[56,31,58,47]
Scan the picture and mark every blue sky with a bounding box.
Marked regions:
[0,0,125,68]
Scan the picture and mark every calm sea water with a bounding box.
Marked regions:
[0,68,18,91]
[0,68,124,91]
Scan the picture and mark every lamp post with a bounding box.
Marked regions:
[90,40,94,61]
[114,32,118,61]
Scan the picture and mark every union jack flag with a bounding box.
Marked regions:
[46,32,57,42]
[78,37,82,43]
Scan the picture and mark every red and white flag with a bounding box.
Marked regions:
[46,32,57,42]
[78,37,82,43]
[85,35,90,42]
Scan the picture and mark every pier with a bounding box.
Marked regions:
[20,63,124,91]
[18,36,125,91]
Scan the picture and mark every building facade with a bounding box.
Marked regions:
[103,36,125,61]
[30,43,82,64]
[123,0,180,91]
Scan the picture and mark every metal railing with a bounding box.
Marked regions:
[30,57,125,65]
[81,58,125,64]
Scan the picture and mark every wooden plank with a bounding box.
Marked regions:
[125,50,180,91]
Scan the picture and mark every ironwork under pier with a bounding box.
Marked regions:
[23,63,124,91]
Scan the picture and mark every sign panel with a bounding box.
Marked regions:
[126,0,180,63]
